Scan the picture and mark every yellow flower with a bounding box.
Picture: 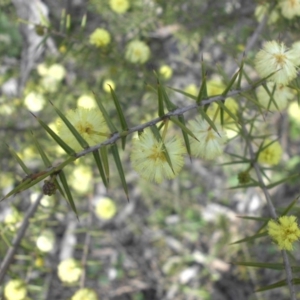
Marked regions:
[4,279,27,300]
[89,28,111,47]
[268,215,300,250]
[103,79,116,93]
[109,0,130,14]
[72,288,98,300]
[57,258,82,283]
[188,117,227,160]
[77,94,97,108]
[95,197,117,220]
[288,101,300,123]
[279,0,300,19]
[57,107,109,151]
[256,82,294,111]
[70,165,93,194]
[207,79,225,96]
[254,41,298,85]
[36,230,55,253]
[47,64,66,81]
[24,91,46,112]
[125,40,151,64]
[130,129,186,183]
[159,65,173,80]
[258,139,282,165]
[184,84,198,97]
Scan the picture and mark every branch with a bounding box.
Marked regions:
[0,193,43,284]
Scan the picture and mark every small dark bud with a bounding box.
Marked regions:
[35,25,45,36]
[43,179,57,196]
[238,171,251,184]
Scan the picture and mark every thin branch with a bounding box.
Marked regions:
[241,121,296,300]
[0,193,43,284]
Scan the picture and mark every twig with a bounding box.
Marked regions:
[79,197,93,288]
[241,121,296,300]
[0,193,43,284]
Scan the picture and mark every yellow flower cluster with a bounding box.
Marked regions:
[71,288,98,300]
[57,107,109,151]
[95,197,117,220]
[4,279,27,300]
[268,215,300,250]
[57,258,82,283]
[130,129,186,183]
[188,117,227,160]
[255,41,298,86]
[125,40,151,64]
[258,139,282,166]
[89,28,111,48]
[109,0,130,14]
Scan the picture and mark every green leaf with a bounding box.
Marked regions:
[236,58,244,90]
[92,150,108,188]
[175,115,192,158]
[157,80,165,117]
[109,86,128,131]
[167,86,197,101]
[230,231,268,245]
[7,145,31,175]
[256,279,287,292]
[221,69,239,97]
[265,174,299,189]
[50,101,89,149]
[197,76,208,105]
[237,216,269,222]
[93,92,117,133]
[30,113,75,155]
[161,84,177,111]
[232,261,285,270]
[110,144,129,201]
[100,147,109,184]
[30,131,52,167]
[58,170,78,217]
[170,116,198,141]
[197,106,220,135]
[108,86,128,150]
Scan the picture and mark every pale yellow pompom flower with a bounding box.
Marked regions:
[159,65,173,80]
[125,40,151,64]
[268,215,300,250]
[4,279,27,300]
[254,41,298,85]
[77,94,96,108]
[206,79,225,96]
[103,79,116,93]
[72,288,98,300]
[109,0,130,14]
[258,139,282,165]
[188,117,227,160]
[36,229,55,253]
[57,258,82,283]
[24,91,46,112]
[278,0,300,19]
[184,84,198,97]
[70,165,93,194]
[288,101,300,123]
[206,98,238,122]
[57,107,109,151]
[130,129,186,183]
[89,28,111,47]
[256,82,294,111]
[95,197,117,220]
